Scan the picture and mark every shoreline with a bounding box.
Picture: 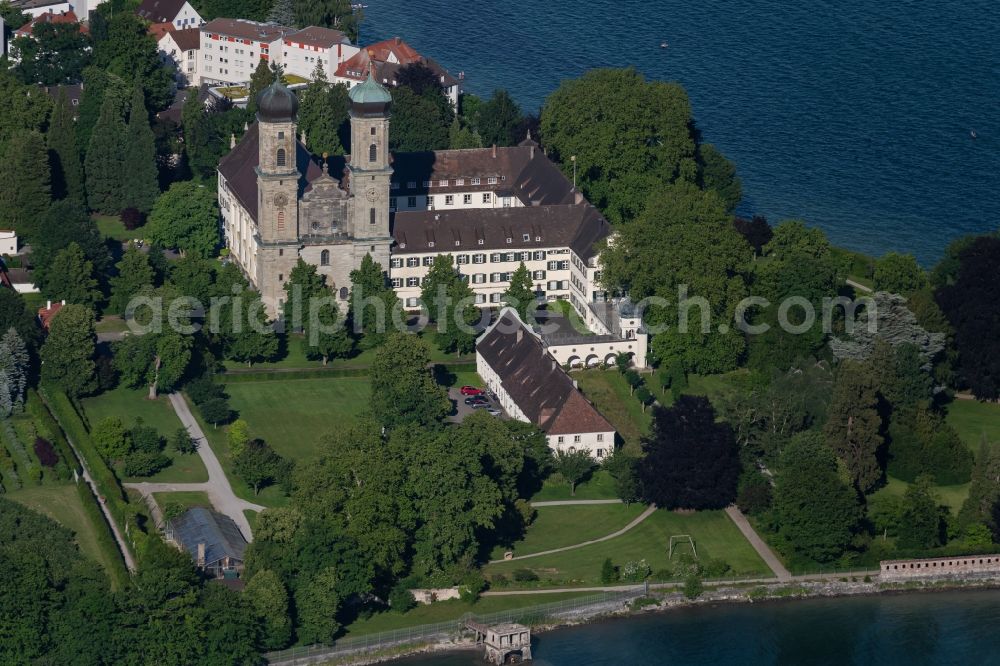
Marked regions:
[275,575,1000,665]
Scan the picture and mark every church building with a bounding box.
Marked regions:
[217,73,613,320]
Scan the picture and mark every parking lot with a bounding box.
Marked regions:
[447,386,504,423]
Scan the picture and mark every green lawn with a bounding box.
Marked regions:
[872,476,970,516]
[484,508,770,586]
[79,387,208,483]
[574,369,650,451]
[490,503,645,559]
[154,490,211,513]
[946,399,1000,453]
[530,469,618,501]
[93,214,131,241]
[342,592,595,638]
[8,484,118,575]
[95,316,129,335]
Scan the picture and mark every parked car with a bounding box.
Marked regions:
[471,402,491,409]
[464,396,489,406]
[460,385,484,396]
[487,408,502,416]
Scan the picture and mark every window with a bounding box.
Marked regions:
[472,177,481,185]
[320,250,329,266]
[463,194,472,205]
[482,193,491,204]
[478,238,485,245]
[369,143,377,162]
[472,274,486,284]
[445,195,454,206]
[406,277,419,287]
[406,257,420,267]
[490,293,502,303]
[475,293,486,304]
[407,181,416,189]
[503,197,512,208]
[422,180,431,187]
[490,273,501,283]
[523,233,530,241]
[390,258,403,268]
[456,178,465,186]
[439,179,449,187]
[557,436,565,444]
[406,297,419,307]
[472,254,486,264]
[422,256,434,266]
[488,177,498,184]
[276,148,286,167]
[278,249,283,256]
[370,127,376,135]
[533,250,546,260]
[370,208,376,225]
[532,270,545,280]
[277,131,284,139]
[490,253,501,263]
[389,197,397,210]
[390,182,399,190]
[573,435,581,443]
[457,254,470,265]
[597,434,604,442]
[391,277,403,288]
[407,196,417,208]
[506,238,512,244]
[277,210,285,231]
[597,449,605,458]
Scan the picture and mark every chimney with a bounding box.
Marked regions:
[530,145,535,160]
[573,379,579,389]
[516,327,523,343]
[492,144,497,158]
[196,542,206,567]
[575,191,584,204]
[60,300,65,306]
[230,133,236,149]
[46,300,51,309]
[394,36,401,45]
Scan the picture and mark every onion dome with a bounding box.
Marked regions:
[256,81,298,122]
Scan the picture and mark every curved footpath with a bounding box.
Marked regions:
[125,393,264,542]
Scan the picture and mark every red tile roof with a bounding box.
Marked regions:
[335,37,457,87]
[15,10,87,38]
[37,301,64,330]
[285,26,350,49]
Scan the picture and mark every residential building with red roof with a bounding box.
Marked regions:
[280,25,358,82]
[476,308,617,459]
[199,18,291,87]
[156,25,200,86]
[13,8,86,38]
[37,300,65,331]
[334,36,462,106]
[136,0,202,29]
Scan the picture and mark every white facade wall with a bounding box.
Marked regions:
[200,32,283,86]
[218,175,258,278]
[73,0,108,20]
[545,337,648,370]
[281,39,359,81]
[157,32,199,86]
[389,189,523,213]
[166,1,201,28]
[477,354,529,423]
[0,231,17,255]
[390,247,575,308]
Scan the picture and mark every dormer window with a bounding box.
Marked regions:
[506,238,512,244]
[522,234,530,241]
[428,241,435,248]
[478,239,484,245]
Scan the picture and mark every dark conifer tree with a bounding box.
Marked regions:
[47,89,85,204]
[121,85,160,213]
[85,96,126,213]
[0,131,51,239]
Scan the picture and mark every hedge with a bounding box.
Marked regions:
[74,478,130,589]
[220,362,478,384]
[26,390,80,475]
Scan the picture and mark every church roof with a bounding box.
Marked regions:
[218,123,326,222]
[349,67,393,105]
[257,81,299,123]
[477,309,615,436]
[391,205,610,259]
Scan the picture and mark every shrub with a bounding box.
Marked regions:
[185,374,226,405]
[130,423,164,454]
[459,572,486,603]
[514,498,536,528]
[123,450,170,477]
[95,355,118,392]
[91,416,130,461]
[683,574,704,599]
[26,465,42,484]
[388,584,417,613]
[171,427,197,454]
[120,208,145,230]
[701,558,731,578]
[198,396,233,426]
[736,471,773,515]
[33,437,59,467]
[600,557,617,584]
[622,559,651,582]
[512,568,539,582]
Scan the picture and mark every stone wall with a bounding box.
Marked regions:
[409,587,461,604]
[879,554,1000,580]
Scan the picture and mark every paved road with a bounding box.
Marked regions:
[531,499,624,506]
[490,504,657,563]
[724,506,792,580]
[126,393,264,542]
[846,278,873,293]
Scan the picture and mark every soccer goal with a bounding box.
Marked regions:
[668,534,698,560]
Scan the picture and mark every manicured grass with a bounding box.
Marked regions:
[79,386,208,483]
[873,476,970,516]
[489,503,645,559]
[484,508,770,586]
[342,592,595,638]
[687,371,749,405]
[93,214,131,241]
[244,509,259,531]
[154,490,211,512]
[574,369,650,450]
[223,376,371,461]
[95,316,129,335]
[8,484,118,575]
[946,399,1000,454]
[530,469,618,502]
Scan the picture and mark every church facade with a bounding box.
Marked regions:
[217,75,613,321]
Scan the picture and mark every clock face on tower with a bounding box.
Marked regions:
[273,193,289,208]
[366,187,380,203]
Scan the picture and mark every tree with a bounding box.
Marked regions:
[0,67,51,155]
[733,216,773,257]
[40,305,97,396]
[294,566,341,645]
[773,432,860,562]
[501,262,537,323]
[823,360,883,493]
[113,289,194,398]
[887,405,973,486]
[30,201,112,289]
[0,289,41,353]
[122,85,160,214]
[897,475,944,550]
[476,89,522,146]
[697,143,742,213]
[198,396,234,427]
[936,236,1000,400]
[437,276,479,355]
[47,89,85,204]
[109,247,155,315]
[829,291,946,367]
[369,333,450,429]
[124,449,170,477]
[171,427,198,454]
[638,396,740,509]
[0,130,51,238]
[449,118,482,149]
[243,569,291,649]
[0,328,29,417]
[85,95,127,213]
[13,21,91,85]
[600,181,751,374]
[604,451,640,503]
[43,243,102,310]
[222,290,278,366]
[145,181,220,257]
[540,68,697,224]
[247,59,277,115]
[601,557,617,584]
[283,260,352,364]
[349,254,398,347]
[959,438,1000,535]
[874,252,926,294]
[420,254,458,321]
[227,419,251,458]
[233,439,285,495]
[91,12,173,111]
[388,85,451,153]
[293,0,360,39]
[297,64,349,156]
[267,0,295,25]
[198,584,262,666]
[553,449,596,496]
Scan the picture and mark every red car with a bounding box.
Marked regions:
[460,386,484,396]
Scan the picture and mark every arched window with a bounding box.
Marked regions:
[369,143,377,162]
[370,208,376,225]
[277,210,285,231]
[320,250,330,266]
[276,148,286,167]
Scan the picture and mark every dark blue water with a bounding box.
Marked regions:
[391,590,1000,665]
[361,0,999,265]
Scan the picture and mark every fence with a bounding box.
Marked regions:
[264,588,645,665]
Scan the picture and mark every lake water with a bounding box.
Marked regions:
[361,0,999,265]
[391,589,1000,665]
